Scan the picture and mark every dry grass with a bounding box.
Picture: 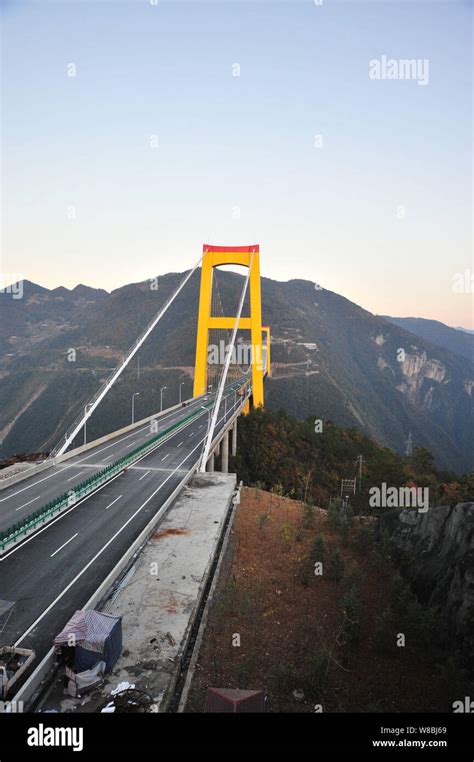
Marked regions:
[185,488,448,713]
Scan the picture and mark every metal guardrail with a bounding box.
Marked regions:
[0,402,213,552]
[0,387,248,552]
[9,394,247,708]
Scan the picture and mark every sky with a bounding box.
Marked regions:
[1,0,473,328]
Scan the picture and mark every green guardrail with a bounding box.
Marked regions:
[0,398,221,552]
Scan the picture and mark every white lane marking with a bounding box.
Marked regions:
[50,533,78,558]
[177,441,183,447]
[1,471,124,562]
[189,432,195,437]
[198,425,202,428]
[74,397,212,463]
[76,401,205,465]
[105,495,122,511]
[0,467,74,503]
[161,454,169,462]
[0,389,229,503]
[0,436,133,502]
[2,409,207,556]
[67,471,84,483]
[128,440,138,446]
[14,433,210,647]
[0,411,180,502]
[3,400,239,562]
[15,496,41,512]
[138,471,151,481]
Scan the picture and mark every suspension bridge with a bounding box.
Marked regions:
[0,244,270,703]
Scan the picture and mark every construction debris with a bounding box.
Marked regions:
[99,687,154,714]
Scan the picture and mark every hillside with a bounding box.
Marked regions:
[383,316,474,363]
[0,272,473,472]
[185,487,470,712]
[230,409,474,511]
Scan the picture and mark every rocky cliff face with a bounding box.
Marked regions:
[395,350,449,407]
[380,502,474,665]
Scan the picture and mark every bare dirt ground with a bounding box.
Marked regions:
[185,487,449,713]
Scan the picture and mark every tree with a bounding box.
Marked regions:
[328,548,345,582]
[410,447,435,481]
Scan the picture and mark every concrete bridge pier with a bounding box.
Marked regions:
[206,452,215,472]
[221,431,229,473]
[231,419,237,457]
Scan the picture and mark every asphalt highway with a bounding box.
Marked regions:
[0,380,244,531]
[0,387,245,673]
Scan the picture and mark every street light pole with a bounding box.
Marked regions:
[131,392,140,424]
[179,382,185,404]
[200,405,211,432]
[160,386,167,412]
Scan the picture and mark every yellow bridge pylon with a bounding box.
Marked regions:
[193,244,266,409]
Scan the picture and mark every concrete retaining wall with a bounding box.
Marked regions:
[177,480,242,711]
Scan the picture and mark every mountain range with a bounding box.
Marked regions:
[1,273,473,473]
[382,316,474,364]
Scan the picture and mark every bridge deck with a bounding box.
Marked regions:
[0,382,242,533]
[0,388,244,690]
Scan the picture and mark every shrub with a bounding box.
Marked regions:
[374,577,441,655]
[354,524,374,553]
[213,581,263,621]
[235,652,259,686]
[339,519,351,544]
[342,585,362,643]
[326,500,341,531]
[342,502,353,526]
[281,523,296,548]
[295,558,312,587]
[268,660,296,693]
[437,656,470,708]
[310,534,326,563]
[236,583,265,618]
[302,650,329,698]
[328,548,345,582]
[343,561,364,591]
[339,504,353,543]
[374,607,398,654]
[271,483,284,496]
[257,512,269,530]
[212,580,239,623]
[302,502,316,528]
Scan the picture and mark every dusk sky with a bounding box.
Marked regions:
[2,0,472,328]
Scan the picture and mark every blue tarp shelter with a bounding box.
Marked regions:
[54,609,122,673]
